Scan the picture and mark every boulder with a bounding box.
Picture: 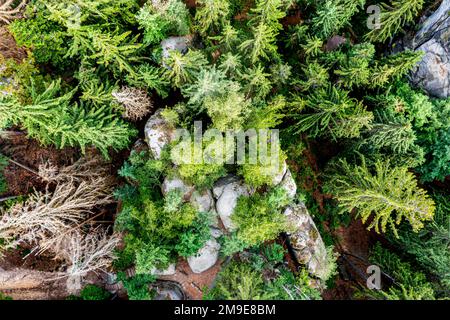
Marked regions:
[144,109,176,159]
[190,189,214,212]
[271,161,288,186]
[152,281,186,300]
[187,238,220,274]
[161,35,193,61]
[161,176,193,198]
[408,0,450,98]
[278,168,297,199]
[213,176,252,231]
[284,204,330,280]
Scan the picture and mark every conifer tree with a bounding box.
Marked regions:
[366,0,424,43]
[313,0,366,38]
[0,80,136,158]
[324,157,435,237]
[195,0,230,35]
[291,86,373,140]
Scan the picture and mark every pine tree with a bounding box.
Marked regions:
[0,80,136,158]
[239,23,278,64]
[312,0,366,39]
[195,0,230,35]
[163,49,208,88]
[366,0,424,43]
[291,86,373,140]
[370,50,423,88]
[324,157,435,237]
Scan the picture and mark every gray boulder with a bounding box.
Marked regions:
[144,109,176,159]
[161,175,193,198]
[284,204,331,280]
[187,238,220,274]
[161,35,193,61]
[213,176,253,231]
[409,0,450,98]
[278,168,297,199]
[190,189,214,212]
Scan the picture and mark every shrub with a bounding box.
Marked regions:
[80,285,111,300]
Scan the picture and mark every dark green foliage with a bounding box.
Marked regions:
[79,285,111,300]
[291,85,373,140]
[205,261,322,300]
[364,243,435,300]
[175,212,213,257]
[391,193,450,294]
[117,272,156,300]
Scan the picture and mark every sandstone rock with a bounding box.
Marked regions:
[190,189,214,212]
[284,204,330,280]
[144,109,176,159]
[408,0,450,98]
[187,239,220,274]
[213,176,252,231]
[161,35,193,61]
[272,161,287,186]
[152,281,186,300]
[279,169,297,199]
[161,176,192,198]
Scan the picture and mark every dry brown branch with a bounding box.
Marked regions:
[0,0,27,24]
[112,86,153,121]
[53,228,120,277]
[38,155,110,183]
[0,177,114,253]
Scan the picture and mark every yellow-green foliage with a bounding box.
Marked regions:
[325,157,435,237]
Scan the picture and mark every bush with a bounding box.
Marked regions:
[80,285,111,300]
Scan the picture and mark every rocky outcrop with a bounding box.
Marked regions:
[408,0,450,98]
[213,176,253,231]
[279,169,297,199]
[284,204,331,280]
[144,109,176,159]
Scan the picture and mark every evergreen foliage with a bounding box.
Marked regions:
[324,157,435,236]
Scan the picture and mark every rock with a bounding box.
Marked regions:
[408,0,450,98]
[151,264,176,276]
[212,175,239,198]
[284,204,330,280]
[161,176,193,198]
[187,239,220,274]
[279,169,297,199]
[272,161,287,186]
[152,281,186,300]
[210,226,223,239]
[161,35,193,61]
[190,189,214,212]
[144,109,176,159]
[213,176,252,231]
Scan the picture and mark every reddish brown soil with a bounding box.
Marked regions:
[159,258,223,300]
[0,134,79,197]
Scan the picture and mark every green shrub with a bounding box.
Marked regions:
[80,285,111,300]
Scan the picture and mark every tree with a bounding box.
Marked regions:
[366,0,424,43]
[195,0,230,35]
[239,23,278,64]
[291,85,373,140]
[0,80,137,158]
[324,157,435,236]
[163,49,208,88]
[232,188,289,246]
[312,0,366,38]
[362,243,435,300]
